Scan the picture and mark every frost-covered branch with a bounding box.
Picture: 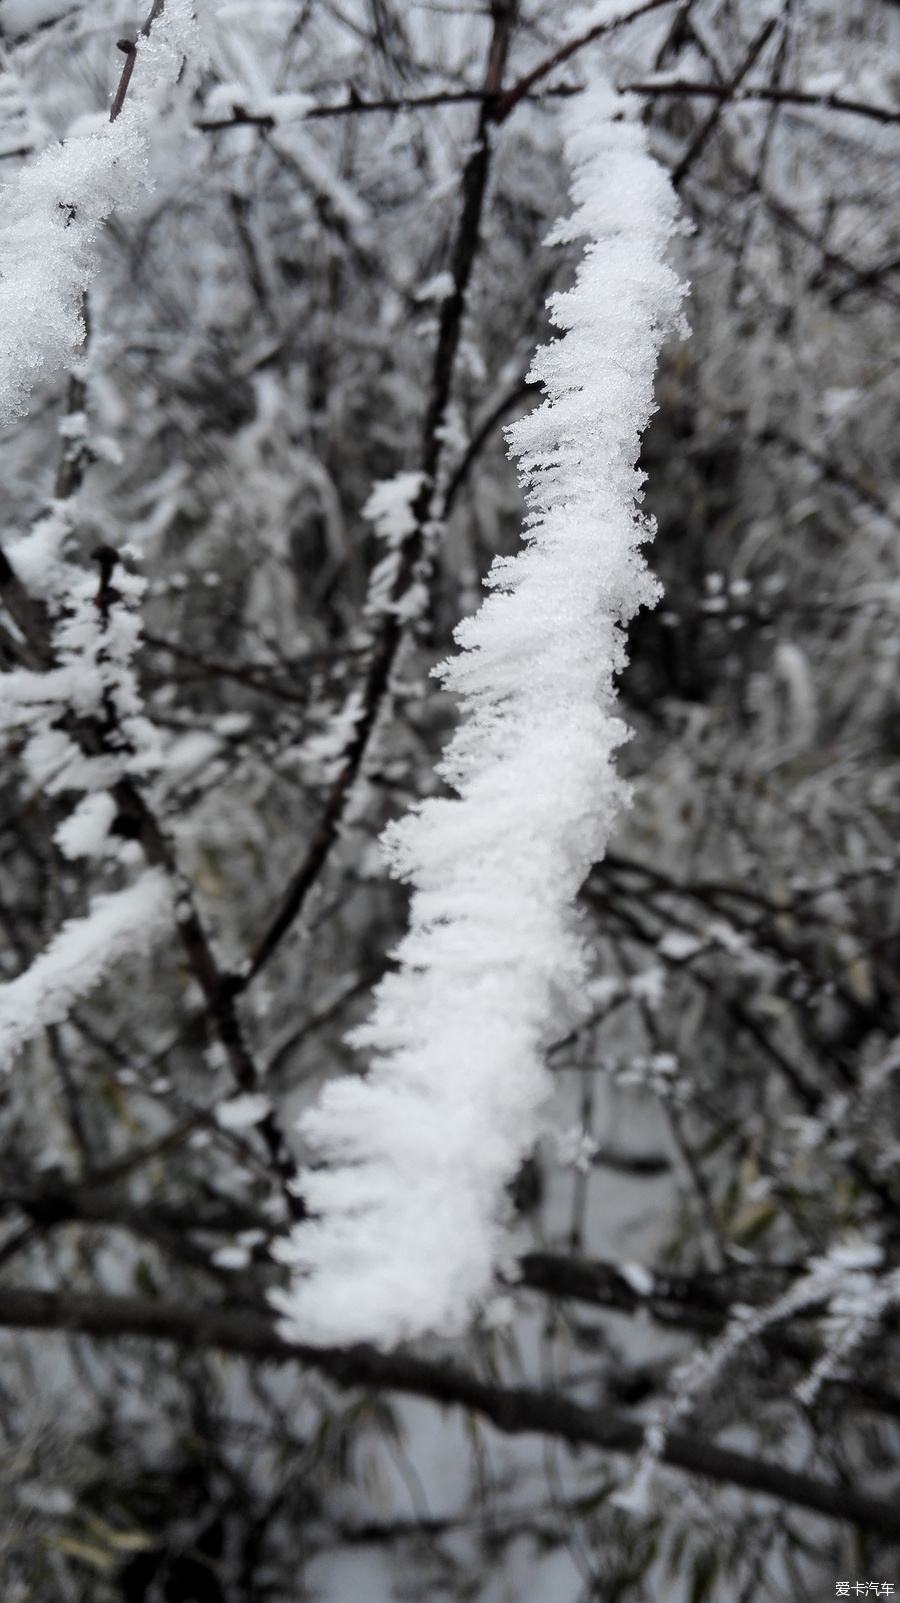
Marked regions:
[492,0,678,121]
[274,75,687,1346]
[0,0,295,1193]
[615,1239,900,1513]
[0,0,197,425]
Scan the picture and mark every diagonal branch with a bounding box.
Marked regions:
[109,0,166,123]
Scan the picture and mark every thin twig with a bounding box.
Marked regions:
[624,79,900,127]
[491,0,677,123]
[671,18,777,189]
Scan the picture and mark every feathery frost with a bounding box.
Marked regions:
[273,77,688,1346]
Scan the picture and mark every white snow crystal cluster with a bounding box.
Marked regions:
[2,516,162,812]
[272,74,688,1347]
[0,517,170,1068]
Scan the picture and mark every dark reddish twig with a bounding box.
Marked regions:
[491,0,677,123]
[195,88,500,130]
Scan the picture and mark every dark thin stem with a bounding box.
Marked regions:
[443,374,532,516]
[196,79,900,135]
[491,0,677,123]
[109,780,303,1219]
[143,633,311,706]
[722,162,900,309]
[239,3,518,991]
[196,88,499,130]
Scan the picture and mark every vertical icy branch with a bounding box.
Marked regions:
[273,75,688,1347]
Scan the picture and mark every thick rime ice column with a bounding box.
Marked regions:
[273,76,688,1347]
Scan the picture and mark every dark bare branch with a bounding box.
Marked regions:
[2,1286,899,1536]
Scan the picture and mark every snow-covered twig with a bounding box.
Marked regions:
[0,871,172,1072]
[614,1239,900,1515]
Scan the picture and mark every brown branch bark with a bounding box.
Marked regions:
[196,81,900,135]
[195,89,500,130]
[491,0,677,123]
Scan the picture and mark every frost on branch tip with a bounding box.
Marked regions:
[272,75,688,1348]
